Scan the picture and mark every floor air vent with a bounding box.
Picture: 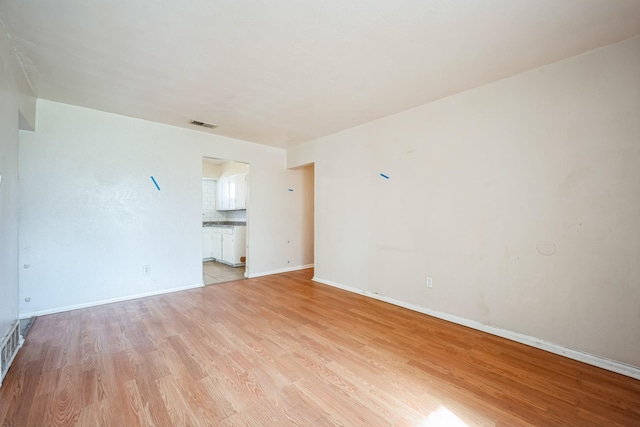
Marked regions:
[0,321,23,388]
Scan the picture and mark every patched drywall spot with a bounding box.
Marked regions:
[559,167,592,194]
[536,240,557,256]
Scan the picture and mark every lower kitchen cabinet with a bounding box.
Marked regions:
[202,225,246,267]
[202,228,213,259]
[222,226,246,266]
[211,229,222,260]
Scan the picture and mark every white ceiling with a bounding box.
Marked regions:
[2,1,640,149]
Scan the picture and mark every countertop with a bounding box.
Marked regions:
[203,221,246,227]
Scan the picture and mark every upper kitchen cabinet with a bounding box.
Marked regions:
[216,173,247,211]
[216,177,230,210]
[231,174,246,209]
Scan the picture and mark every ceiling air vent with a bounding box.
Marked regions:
[190,120,218,129]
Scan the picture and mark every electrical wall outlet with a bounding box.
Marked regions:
[143,265,151,275]
[426,277,433,288]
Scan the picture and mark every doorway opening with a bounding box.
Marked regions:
[202,157,249,285]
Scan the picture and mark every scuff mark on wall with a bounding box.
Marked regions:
[536,240,557,256]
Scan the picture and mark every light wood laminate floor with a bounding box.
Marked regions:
[1,269,639,426]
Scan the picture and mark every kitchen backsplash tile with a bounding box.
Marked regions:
[226,209,247,221]
[202,179,225,221]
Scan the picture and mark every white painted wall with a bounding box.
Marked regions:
[0,25,35,342]
[288,36,640,369]
[18,100,313,316]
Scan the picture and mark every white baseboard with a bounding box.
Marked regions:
[19,283,204,319]
[247,264,314,279]
[313,276,640,381]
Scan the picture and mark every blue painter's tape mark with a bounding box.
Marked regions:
[150,176,161,191]
[380,173,389,179]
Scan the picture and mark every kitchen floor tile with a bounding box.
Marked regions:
[203,261,246,285]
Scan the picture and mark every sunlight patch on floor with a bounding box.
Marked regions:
[420,405,468,427]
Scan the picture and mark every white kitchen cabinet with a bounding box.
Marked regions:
[216,179,230,210]
[221,229,234,264]
[222,226,246,266]
[203,227,223,261]
[211,228,222,260]
[216,174,247,211]
[202,226,245,266]
[231,174,246,209]
[202,228,213,259]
